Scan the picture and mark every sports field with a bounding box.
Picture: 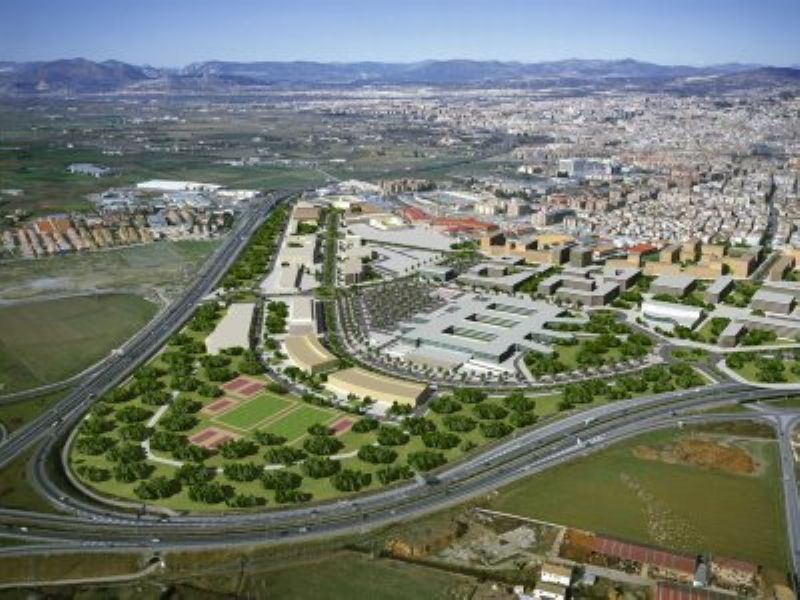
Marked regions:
[265,405,339,442]
[0,293,156,393]
[214,394,293,430]
[489,427,788,570]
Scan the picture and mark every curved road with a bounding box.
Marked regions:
[0,191,797,590]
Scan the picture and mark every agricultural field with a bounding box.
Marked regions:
[488,426,788,570]
[0,239,220,302]
[0,294,156,393]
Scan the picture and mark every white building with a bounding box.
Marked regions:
[205,303,255,354]
[641,300,704,329]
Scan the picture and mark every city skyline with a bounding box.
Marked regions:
[1,0,799,67]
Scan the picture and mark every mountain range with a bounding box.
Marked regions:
[0,57,798,95]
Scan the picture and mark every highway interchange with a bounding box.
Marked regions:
[0,194,799,591]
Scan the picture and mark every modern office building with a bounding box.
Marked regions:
[750,289,796,315]
[457,262,540,293]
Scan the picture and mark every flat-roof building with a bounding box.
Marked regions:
[751,289,796,315]
[718,321,745,347]
[326,367,429,406]
[399,294,583,364]
[650,275,697,298]
[704,276,734,304]
[457,262,540,293]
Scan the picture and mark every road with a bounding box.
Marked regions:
[0,190,296,470]
[0,189,798,590]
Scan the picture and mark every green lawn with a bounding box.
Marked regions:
[489,428,788,570]
[214,394,293,431]
[267,405,340,442]
[0,293,156,393]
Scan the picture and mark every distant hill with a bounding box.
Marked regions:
[0,57,797,95]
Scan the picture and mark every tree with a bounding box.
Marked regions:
[331,469,372,492]
[503,392,536,413]
[188,482,234,504]
[118,423,154,442]
[472,403,509,421]
[106,443,146,463]
[265,446,307,465]
[75,464,111,482]
[403,416,437,435]
[172,444,211,463]
[81,417,115,436]
[115,405,153,423]
[453,389,486,404]
[175,463,215,485]
[307,423,334,436]
[421,431,461,450]
[113,462,153,483]
[509,412,538,428]
[407,450,446,472]
[261,470,302,490]
[429,396,462,414]
[357,445,398,464]
[134,476,181,500]
[218,438,259,459]
[159,412,198,432]
[253,431,287,446]
[442,414,477,433]
[274,488,312,504]
[301,456,341,478]
[376,464,414,485]
[376,426,409,446]
[223,462,263,482]
[226,493,266,508]
[303,435,344,456]
[351,418,379,433]
[149,431,187,453]
[479,421,513,439]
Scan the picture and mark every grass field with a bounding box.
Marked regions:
[0,293,156,393]
[489,427,788,570]
[0,239,219,302]
[266,405,340,441]
[214,394,293,431]
[253,551,477,600]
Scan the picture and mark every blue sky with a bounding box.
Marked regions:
[1,0,798,66]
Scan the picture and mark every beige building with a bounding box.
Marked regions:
[325,367,429,406]
[284,335,338,375]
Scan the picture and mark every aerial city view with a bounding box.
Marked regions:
[1,0,799,598]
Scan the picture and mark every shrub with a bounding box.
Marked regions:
[261,470,302,490]
[479,421,513,439]
[443,414,477,432]
[376,426,410,446]
[357,445,398,464]
[351,418,379,433]
[407,450,446,472]
[301,456,341,478]
[303,435,344,456]
[331,469,372,492]
[421,431,461,450]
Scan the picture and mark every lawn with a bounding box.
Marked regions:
[214,394,293,431]
[0,293,157,393]
[489,428,788,570]
[267,405,341,442]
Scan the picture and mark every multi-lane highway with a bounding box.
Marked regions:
[0,190,798,590]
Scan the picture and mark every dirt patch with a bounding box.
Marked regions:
[633,436,757,475]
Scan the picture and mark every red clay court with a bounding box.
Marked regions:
[330,417,354,435]
[591,535,695,575]
[222,378,248,392]
[189,426,239,449]
[200,397,239,417]
[222,376,265,398]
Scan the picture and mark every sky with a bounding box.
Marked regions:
[0,0,798,67]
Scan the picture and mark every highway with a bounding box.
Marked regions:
[0,190,296,470]
[0,189,797,590]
